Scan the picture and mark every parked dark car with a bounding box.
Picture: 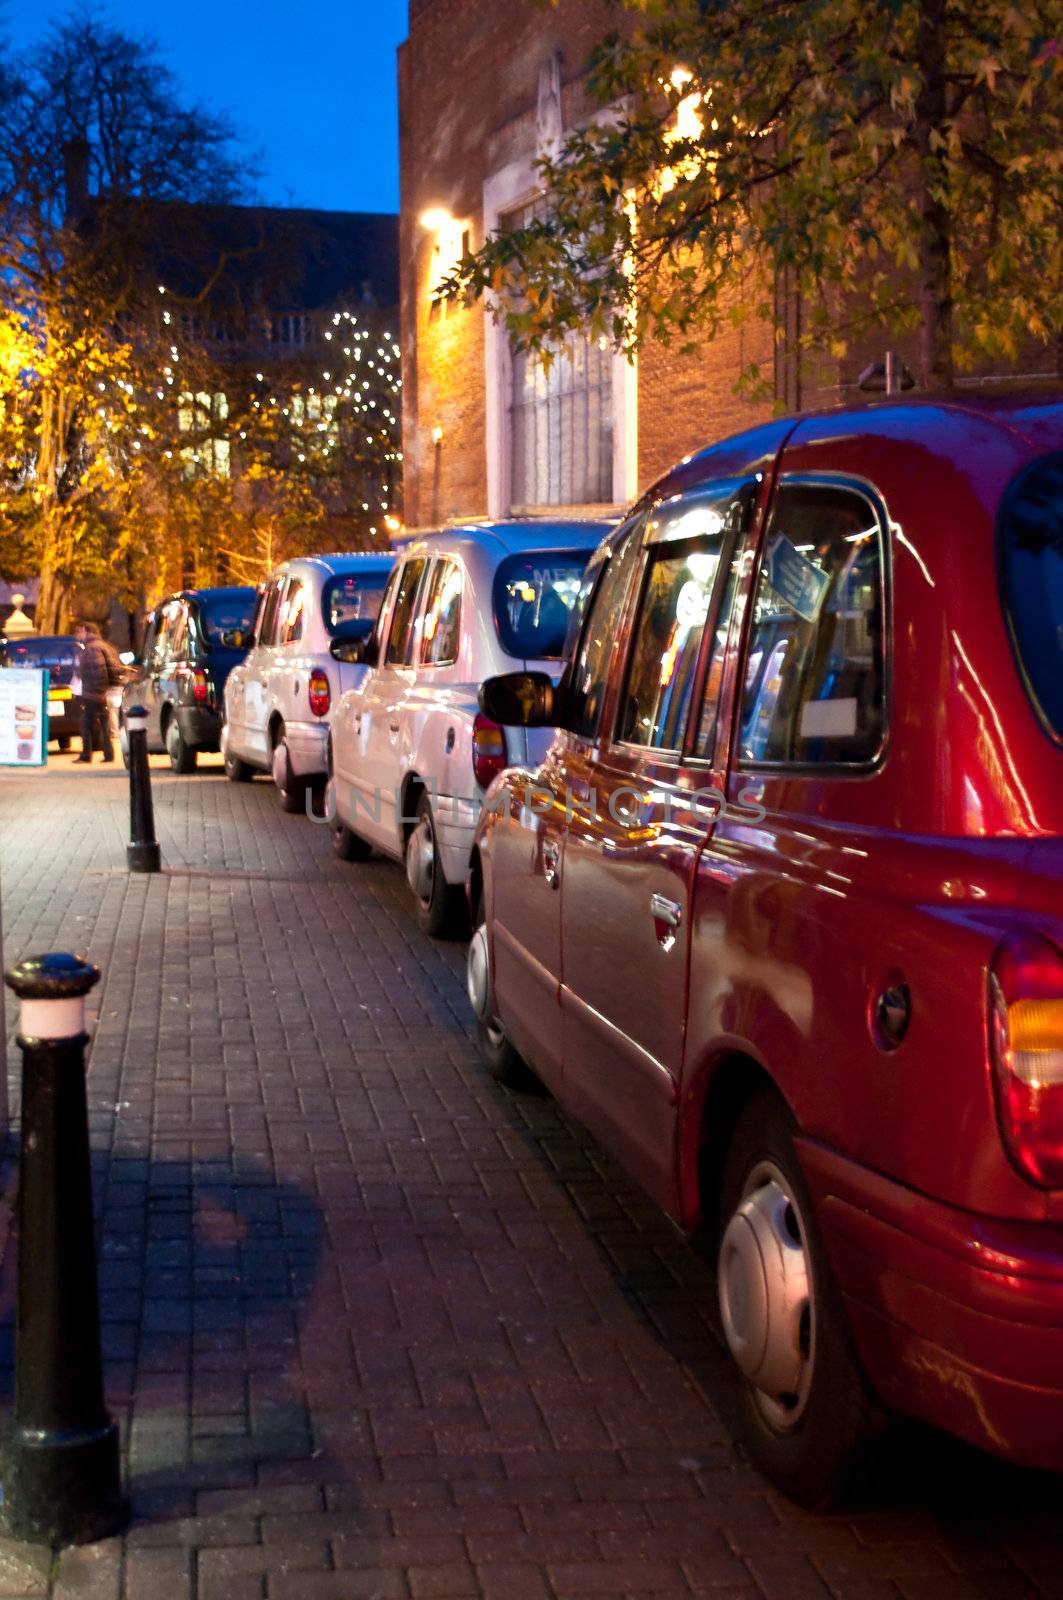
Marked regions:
[468,393,1063,1504]
[0,634,82,749]
[120,587,256,772]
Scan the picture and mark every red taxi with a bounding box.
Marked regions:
[467,395,1063,1504]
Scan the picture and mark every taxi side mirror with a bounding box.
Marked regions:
[479,671,557,727]
[330,633,377,666]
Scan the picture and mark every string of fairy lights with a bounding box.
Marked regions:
[89,289,404,540]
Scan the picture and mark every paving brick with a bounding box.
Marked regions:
[51,1540,122,1600]
[198,1573,264,1600]
[269,1574,408,1600]
[0,1542,48,1598]
[333,1535,467,1568]
[406,1563,479,1598]
[547,1561,685,1593]
[474,1564,552,1600]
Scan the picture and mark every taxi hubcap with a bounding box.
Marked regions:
[467,923,491,1020]
[718,1160,814,1431]
[406,817,434,904]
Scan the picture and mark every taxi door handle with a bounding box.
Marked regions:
[650,893,682,929]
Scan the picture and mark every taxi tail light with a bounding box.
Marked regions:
[989,933,1063,1189]
[192,668,210,706]
[472,713,507,790]
[308,668,331,718]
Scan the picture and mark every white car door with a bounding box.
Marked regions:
[223,588,264,754]
[350,556,430,856]
[242,577,285,765]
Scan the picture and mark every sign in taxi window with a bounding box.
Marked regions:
[0,667,48,766]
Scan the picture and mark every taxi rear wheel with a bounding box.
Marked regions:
[221,724,254,783]
[326,779,371,862]
[271,727,306,814]
[331,819,371,861]
[467,910,528,1087]
[716,1089,878,1508]
[166,715,197,774]
[406,793,465,938]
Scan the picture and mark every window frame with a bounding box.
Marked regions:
[167,605,190,663]
[257,578,286,649]
[611,482,758,761]
[280,578,306,646]
[320,570,391,639]
[419,557,463,668]
[558,517,645,744]
[734,472,893,777]
[383,557,431,668]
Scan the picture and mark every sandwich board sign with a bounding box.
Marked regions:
[0,667,48,766]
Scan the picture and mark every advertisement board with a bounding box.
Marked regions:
[0,667,49,767]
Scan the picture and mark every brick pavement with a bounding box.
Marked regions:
[0,753,1060,1600]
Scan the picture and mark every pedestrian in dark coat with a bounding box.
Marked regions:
[73,622,124,762]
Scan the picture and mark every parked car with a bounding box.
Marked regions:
[119,587,256,771]
[467,394,1063,1503]
[0,634,82,750]
[328,520,609,934]
[222,553,394,810]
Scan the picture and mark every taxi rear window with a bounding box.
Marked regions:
[999,453,1063,741]
[322,571,390,637]
[493,551,589,661]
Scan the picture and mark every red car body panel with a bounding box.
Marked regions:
[474,395,1063,1472]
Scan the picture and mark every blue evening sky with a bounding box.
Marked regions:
[5,0,407,215]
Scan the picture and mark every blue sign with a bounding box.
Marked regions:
[764,536,830,622]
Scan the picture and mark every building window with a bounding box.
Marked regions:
[177,390,230,479]
[504,201,613,509]
[270,313,313,346]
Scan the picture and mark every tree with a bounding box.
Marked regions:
[0,13,252,630]
[447,0,1063,392]
[186,305,403,587]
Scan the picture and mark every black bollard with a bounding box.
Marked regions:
[2,953,125,1546]
[124,705,160,873]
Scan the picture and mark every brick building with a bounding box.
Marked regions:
[398,0,1057,533]
[398,0,753,531]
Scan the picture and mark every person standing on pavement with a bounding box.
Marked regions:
[73,622,125,763]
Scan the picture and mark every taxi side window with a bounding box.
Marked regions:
[739,482,886,767]
[258,580,284,646]
[168,607,189,662]
[421,559,462,666]
[618,541,718,749]
[618,484,754,752]
[151,606,177,667]
[140,614,161,666]
[371,563,403,655]
[566,528,641,740]
[280,579,305,645]
[385,558,428,665]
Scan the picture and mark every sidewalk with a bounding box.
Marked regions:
[0,755,1058,1600]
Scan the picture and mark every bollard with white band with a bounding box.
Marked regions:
[1,953,125,1545]
[124,704,160,873]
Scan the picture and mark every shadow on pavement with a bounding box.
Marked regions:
[0,1149,326,1520]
